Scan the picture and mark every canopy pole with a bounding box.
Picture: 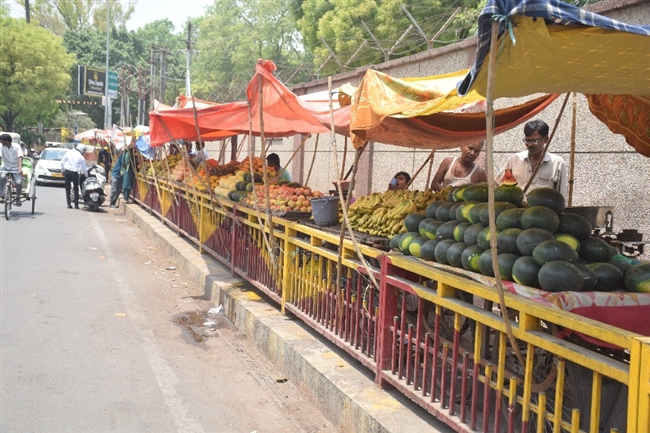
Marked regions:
[246,92,276,275]
[218,137,229,164]
[258,77,277,272]
[236,135,248,160]
[160,143,178,206]
[425,150,435,190]
[484,20,526,370]
[406,149,435,189]
[340,135,348,180]
[522,92,571,195]
[273,134,310,182]
[304,134,320,186]
[328,77,380,326]
[568,93,577,206]
[264,138,273,155]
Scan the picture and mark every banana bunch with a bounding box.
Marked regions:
[343,189,437,238]
[434,185,454,201]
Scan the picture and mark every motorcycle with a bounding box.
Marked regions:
[80,165,107,211]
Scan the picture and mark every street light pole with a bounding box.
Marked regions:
[104,0,111,130]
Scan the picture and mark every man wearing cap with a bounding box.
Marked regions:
[61,143,89,209]
[0,133,23,206]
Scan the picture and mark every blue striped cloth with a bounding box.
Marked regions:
[457,0,650,96]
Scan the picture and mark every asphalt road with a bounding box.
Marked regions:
[0,184,335,432]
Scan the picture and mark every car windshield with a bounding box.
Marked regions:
[41,149,68,161]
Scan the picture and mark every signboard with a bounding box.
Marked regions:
[107,71,118,99]
[78,66,118,98]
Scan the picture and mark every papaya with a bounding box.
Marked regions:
[436,221,459,240]
[532,240,579,265]
[461,245,484,272]
[453,222,472,243]
[424,221,445,240]
[526,188,566,215]
[404,213,427,232]
[557,213,592,241]
[516,228,555,256]
[408,237,429,258]
[447,242,467,268]
[434,239,456,265]
[495,184,524,206]
[462,183,489,203]
[520,206,560,233]
[587,263,624,291]
[463,223,485,246]
[512,256,542,288]
[421,240,440,261]
[579,237,617,263]
[479,201,517,225]
[624,262,650,293]
[497,228,523,255]
[419,218,435,237]
[426,201,445,219]
[496,208,525,230]
[538,261,584,292]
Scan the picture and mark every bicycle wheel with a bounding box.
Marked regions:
[4,182,11,220]
[31,182,36,214]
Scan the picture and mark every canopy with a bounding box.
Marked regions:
[148,60,342,147]
[74,128,109,141]
[456,0,650,155]
[349,68,558,148]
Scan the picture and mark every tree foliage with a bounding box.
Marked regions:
[192,0,303,102]
[0,18,75,131]
[16,0,137,36]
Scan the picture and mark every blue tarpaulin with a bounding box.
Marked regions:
[136,134,155,160]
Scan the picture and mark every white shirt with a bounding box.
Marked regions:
[497,150,567,200]
[61,149,88,177]
[1,143,24,171]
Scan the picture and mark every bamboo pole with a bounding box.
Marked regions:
[191,95,222,217]
[522,92,571,195]
[236,135,248,160]
[218,137,229,164]
[406,149,436,189]
[304,133,320,186]
[273,134,310,182]
[425,150,435,190]
[161,143,178,205]
[568,92,577,206]
[327,77,380,317]
[340,135,348,180]
[484,20,526,370]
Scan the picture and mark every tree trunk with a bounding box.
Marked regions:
[1,111,15,132]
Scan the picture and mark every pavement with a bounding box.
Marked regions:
[125,201,453,433]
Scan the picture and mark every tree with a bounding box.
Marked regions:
[0,18,75,132]
[16,0,137,36]
[193,0,304,102]
[51,110,96,131]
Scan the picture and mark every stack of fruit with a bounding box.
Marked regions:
[213,170,248,201]
[170,159,192,182]
[391,174,648,293]
[346,189,436,237]
[240,183,322,212]
[239,156,276,178]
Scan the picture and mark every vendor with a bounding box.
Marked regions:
[388,171,411,190]
[496,120,567,199]
[193,140,209,164]
[430,142,487,191]
[267,153,291,182]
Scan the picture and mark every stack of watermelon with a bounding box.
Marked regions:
[390,182,649,293]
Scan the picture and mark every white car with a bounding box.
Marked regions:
[34,147,69,185]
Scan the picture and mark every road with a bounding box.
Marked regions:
[0,185,335,432]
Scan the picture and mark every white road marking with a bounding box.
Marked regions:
[89,213,205,433]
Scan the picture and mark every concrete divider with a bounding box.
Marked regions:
[125,203,450,433]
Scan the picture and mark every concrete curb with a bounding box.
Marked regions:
[125,204,448,433]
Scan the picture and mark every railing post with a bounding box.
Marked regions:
[631,337,650,433]
[281,225,296,315]
[375,254,398,387]
[230,205,237,277]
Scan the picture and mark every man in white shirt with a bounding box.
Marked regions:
[0,134,24,206]
[193,141,209,164]
[497,120,568,200]
[61,143,89,209]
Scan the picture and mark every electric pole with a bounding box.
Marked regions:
[25,0,30,22]
[184,22,194,97]
[104,0,111,129]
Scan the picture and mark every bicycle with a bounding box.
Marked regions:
[3,158,37,220]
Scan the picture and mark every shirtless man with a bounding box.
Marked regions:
[430,142,487,191]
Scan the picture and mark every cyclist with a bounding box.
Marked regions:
[0,133,23,206]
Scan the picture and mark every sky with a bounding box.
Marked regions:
[9,0,214,32]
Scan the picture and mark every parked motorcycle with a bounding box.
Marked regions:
[81,165,107,211]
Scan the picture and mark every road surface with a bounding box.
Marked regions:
[1,185,335,432]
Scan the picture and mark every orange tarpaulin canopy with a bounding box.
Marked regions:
[149,60,341,147]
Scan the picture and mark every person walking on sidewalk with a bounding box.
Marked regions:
[121,148,135,204]
[61,144,88,209]
[109,149,124,208]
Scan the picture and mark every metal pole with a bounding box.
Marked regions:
[104,0,111,129]
[25,0,30,22]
